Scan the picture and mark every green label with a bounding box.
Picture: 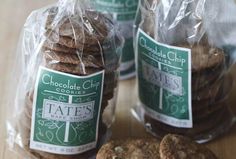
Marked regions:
[94,0,137,76]
[94,0,138,21]
[120,37,135,76]
[30,67,104,154]
[122,37,135,62]
[137,29,192,128]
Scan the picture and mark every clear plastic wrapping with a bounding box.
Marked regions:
[6,0,123,158]
[93,0,139,80]
[133,0,236,142]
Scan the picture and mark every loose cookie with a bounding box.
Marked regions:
[97,139,160,159]
[160,134,218,159]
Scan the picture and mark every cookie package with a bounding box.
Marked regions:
[133,0,236,142]
[5,0,123,158]
[93,0,138,80]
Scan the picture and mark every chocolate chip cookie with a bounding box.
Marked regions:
[160,134,218,159]
[97,139,160,159]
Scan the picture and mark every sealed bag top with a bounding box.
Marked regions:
[22,0,122,77]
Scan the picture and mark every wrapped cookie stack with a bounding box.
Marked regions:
[43,7,121,112]
[143,44,233,139]
[7,0,122,159]
[134,0,235,142]
[94,0,139,80]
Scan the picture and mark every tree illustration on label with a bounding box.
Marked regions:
[158,63,163,110]
[65,95,73,142]
[42,97,95,143]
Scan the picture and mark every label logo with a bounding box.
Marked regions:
[142,61,183,96]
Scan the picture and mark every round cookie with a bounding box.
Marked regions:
[192,74,233,112]
[192,63,224,91]
[83,10,114,37]
[44,59,117,100]
[44,61,102,75]
[192,101,227,121]
[192,94,228,115]
[104,72,119,83]
[103,92,115,101]
[45,9,112,48]
[141,9,155,38]
[103,81,117,95]
[43,41,77,54]
[43,38,113,56]
[44,62,99,75]
[43,51,119,75]
[160,134,218,159]
[103,55,120,72]
[44,7,121,62]
[192,102,229,122]
[144,106,230,138]
[97,139,160,159]
[192,77,223,101]
[179,44,225,73]
[43,50,104,68]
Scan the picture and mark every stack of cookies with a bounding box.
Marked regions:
[185,44,231,112]
[17,7,122,159]
[145,44,233,139]
[43,7,120,106]
[138,0,234,142]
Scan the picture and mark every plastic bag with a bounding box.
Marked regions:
[93,0,139,80]
[6,0,123,158]
[133,0,236,142]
